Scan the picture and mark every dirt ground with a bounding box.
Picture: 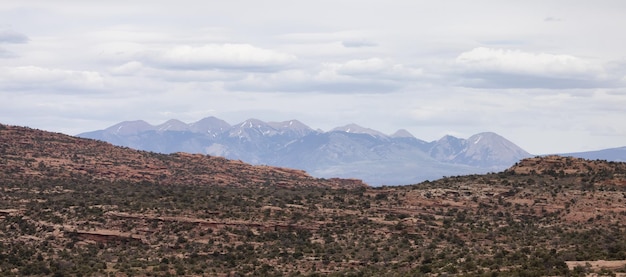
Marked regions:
[566,260,626,275]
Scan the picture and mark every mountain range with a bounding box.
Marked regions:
[77,116,622,185]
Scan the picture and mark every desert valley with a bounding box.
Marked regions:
[1,123,625,276]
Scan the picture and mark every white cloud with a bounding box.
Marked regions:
[227,58,422,93]
[457,47,600,77]
[108,61,246,86]
[278,30,374,44]
[454,47,616,88]
[329,58,423,80]
[276,31,382,59]
[110,61,143,75]
[229,69,399,94]
[334,58,389,74]
[142,44,296,71]
[0,66,104,91]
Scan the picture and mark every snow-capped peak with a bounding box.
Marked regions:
[239,118,267,128]
[105,120,154,135]
[156,119,189,132]
[331,124,388,138]
[188,116,231,134]
[267,119,309,130]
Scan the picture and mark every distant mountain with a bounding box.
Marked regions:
[429,135,467,162]
[107,120,154,135]
[556,146,626,162]
[267,119,315,138]
[78,117,534,185]
[156,119,189,132]
[331,123,389,139]
[188,116,231,136]
[443,132,531,169]
[269,129,461,185]
[390,129,415,138]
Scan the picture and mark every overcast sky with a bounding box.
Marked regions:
[1,1,625,154]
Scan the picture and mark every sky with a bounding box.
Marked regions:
[1,0,625,154]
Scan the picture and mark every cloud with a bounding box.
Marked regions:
[0,29,28,58]
[227,58,423,94]
[228,69,399,94]
[457,47,599,77]
[544,17,562,22]
[454,47,615,89]
[278,30,373,44]
[328,58,423,80]
[278,31,379,54]
[0,29,29,44]
[110,61,144,76]
[0,66,104,92]
[108,61,246,86]
[142,44,296,71]
[478,40,525,46]
[342,40,377,48]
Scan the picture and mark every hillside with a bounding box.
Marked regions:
[508,155,626,176]
[1,124,626,276]
[0,124,364,189]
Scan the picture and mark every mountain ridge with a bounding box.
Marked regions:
[77,117,539,185]
[556,146,626,162]
[84,116,624,184]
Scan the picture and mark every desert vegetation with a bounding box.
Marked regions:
[1,124,626,276]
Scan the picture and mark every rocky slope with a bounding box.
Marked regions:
[0,123,365,189]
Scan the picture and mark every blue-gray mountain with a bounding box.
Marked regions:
[557,146,626,162]
[78,117,537,185]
